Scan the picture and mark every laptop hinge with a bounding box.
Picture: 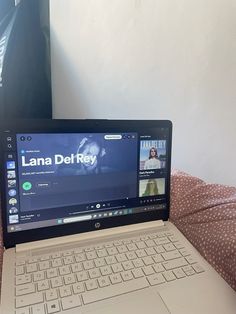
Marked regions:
[16,220,165,253]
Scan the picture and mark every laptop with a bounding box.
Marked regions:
[0,119,235,314]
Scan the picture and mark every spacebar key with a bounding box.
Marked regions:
[82,278,149,304]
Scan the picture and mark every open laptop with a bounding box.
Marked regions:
[0,119,235,314]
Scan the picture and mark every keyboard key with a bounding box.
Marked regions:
[85,279,98,291]
[111,263,123,273]
[46,289,58,301]
[39,255,50,261]
[163,257,188,270]
[97,249,107,258]
[127,243,137,251]
[162,250,182,260]
[26,263,37,273]
[83,260,94,270]
[50,276,63,288]
[16,307,30,314]
[152,254,164,263]
[46,300,60,313]
[94,258,106,267]
[117,245,128,253]
[64,273,76,285]
[28,258,38,264]
[86,251,97,260]
[76,271,88,282]
[73,282,85,294]
[89,268,101,279]
[33,271,45,282]
[192,264,205,273]
[133,258,144,268]
[100,265,112,276]
[16,266,25,275]
[107,247,118,255]
[16,274,32,285]
[136,241,146,249]
[110,273,122,284]
[145,247,156,256]
[136,249,147,258]
[121,270,133,281]
[37,280,49,291]
[51,253,61,259]
[75,253,86,262]
[132,268,144,278]
[38,261,50,271]
[31,303,46,314]
[59,265,70,276]
[122,261,134,270]
[46,268,58,279]
[59,286,72,298]
[143,266,155,276]
[126,251,137,260]
[145,240,155,247]
[174,242,185,249]
[16,283,35,296]
[173,268,186,279]
[163,271,176,281]
[116,253,127,263]
[16,259,26,266]
[98,276,110,288]
[71,263,83,273]
[51,258,62,268]
[186,256,197,264]
[61,295,82,310]
[143,256,154,266]
[105,256,117,265]
[163,243,176,251]
[155,245,165,254]
[147,273,166,286]
[182,265,196,276]
[153,263,165,273]
[16,292,43,308]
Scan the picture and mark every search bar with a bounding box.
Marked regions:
[63,215,92,223]
[104,135,122,140]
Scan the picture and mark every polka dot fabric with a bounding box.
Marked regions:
[170,170,236,291]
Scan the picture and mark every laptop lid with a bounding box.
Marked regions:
[0,119,172,248]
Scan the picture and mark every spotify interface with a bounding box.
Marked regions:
[4,130,169,233]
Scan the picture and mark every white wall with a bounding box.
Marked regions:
[50,0,236,186]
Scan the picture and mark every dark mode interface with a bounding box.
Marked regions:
[4,130,169,232]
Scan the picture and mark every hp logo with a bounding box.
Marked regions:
[95,222,101,229]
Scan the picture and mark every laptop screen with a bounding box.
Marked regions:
[2,123,170,234]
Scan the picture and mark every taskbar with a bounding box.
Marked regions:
[7,203,167,233]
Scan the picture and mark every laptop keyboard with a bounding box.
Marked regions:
[15,231,204,314]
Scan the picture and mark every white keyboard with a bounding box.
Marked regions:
[15,231,204,314]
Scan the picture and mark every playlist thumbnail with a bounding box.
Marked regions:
[140,140,166,170]
[139,178,165,197]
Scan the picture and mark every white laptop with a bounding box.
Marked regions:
[0,119,235,314]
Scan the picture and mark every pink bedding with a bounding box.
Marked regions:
[0,171,235,293]
[170,170,236,291]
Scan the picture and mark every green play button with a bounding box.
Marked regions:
[22,181,32,191]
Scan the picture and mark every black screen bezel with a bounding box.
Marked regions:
[0,119,172,249]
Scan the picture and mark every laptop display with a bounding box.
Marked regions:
[0,120,172,246]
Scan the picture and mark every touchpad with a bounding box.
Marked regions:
[86,288,170,314]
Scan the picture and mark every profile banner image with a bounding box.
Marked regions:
[140,140,166,170]
[139,178,165,197]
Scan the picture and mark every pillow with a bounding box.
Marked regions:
[170,170,236,291]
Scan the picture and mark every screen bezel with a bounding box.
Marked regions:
[0,119,172,249]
